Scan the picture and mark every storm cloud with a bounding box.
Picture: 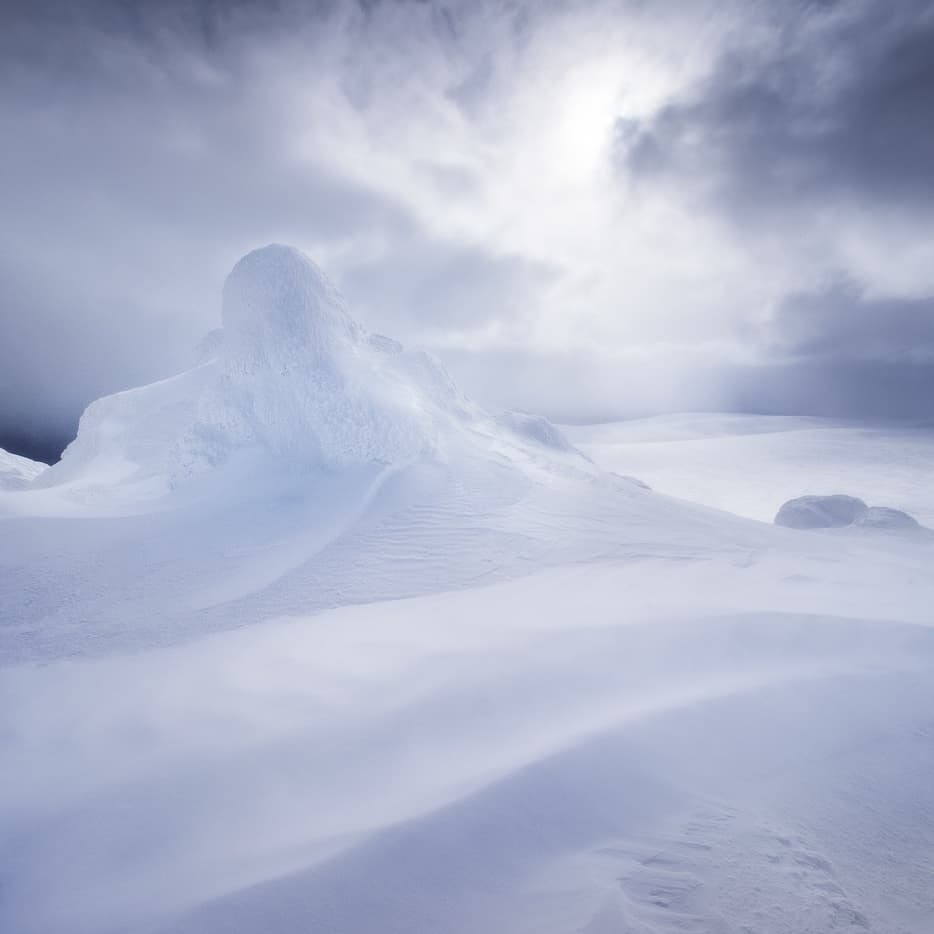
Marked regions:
[716,283,934,420]
[3,0,934,461]
[623,1,934,217]
[621,0,934,414]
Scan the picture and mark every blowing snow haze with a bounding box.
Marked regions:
[2,0,934,460]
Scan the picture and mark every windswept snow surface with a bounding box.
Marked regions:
[3,254,934,934]
[566,413,934,526]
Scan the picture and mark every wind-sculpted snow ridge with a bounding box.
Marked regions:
[0,447,47,489]
[33,245,585,506]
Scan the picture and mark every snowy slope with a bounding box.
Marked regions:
[2,249,933,934]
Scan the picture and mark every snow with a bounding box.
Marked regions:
[565,412,934,526]
[201,244,433,470]
[774,494,869,529]
[34,245,480,505]
[3,256,934,934]
[0,447,46,489]
[496,410,578,452]
[854,505,920,530]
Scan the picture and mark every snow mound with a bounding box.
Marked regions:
[39,245,495,499]
[775,495,921,531]
[0,448,47,490]
[774,495,868,529]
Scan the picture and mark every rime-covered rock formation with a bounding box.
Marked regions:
[34,245,583,502]
[775,494,868,529]
[775,494,920,531]
[177,244,463,474]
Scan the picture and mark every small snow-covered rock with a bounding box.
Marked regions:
[774,495,868,529]
[853,506,920,530]
[775,495,922,532]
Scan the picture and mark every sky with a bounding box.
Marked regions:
[2,0,934,461]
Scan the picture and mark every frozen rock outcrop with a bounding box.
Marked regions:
[36,244,588,501]
[179,245,447,473]
[37,245,470,493]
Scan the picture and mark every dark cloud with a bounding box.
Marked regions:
[723,359,934,422]
[0,254,193,460]
[621,1,934,219]
[717,280,934,419]
[766,282,934,364]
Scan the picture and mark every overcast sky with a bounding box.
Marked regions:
[2,0,934,461]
